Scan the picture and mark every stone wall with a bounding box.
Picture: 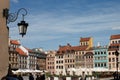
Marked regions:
[0,0,9,79]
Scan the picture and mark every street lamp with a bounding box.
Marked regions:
[3,8,28,37]
[115,50,119,80]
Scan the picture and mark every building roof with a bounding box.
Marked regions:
[110,34,120,40]
[57,45,88,54]
[80,37,91,42]
[16,46,28,56]
[10,40,20,45]
[25,47,33,53]
[71,46,88,51]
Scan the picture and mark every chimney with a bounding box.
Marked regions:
[97,42,100,47]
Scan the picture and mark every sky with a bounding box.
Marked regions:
[9,0,120,50]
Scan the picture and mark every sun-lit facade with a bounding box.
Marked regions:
[0,0,9,78]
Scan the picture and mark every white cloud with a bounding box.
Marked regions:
[9,11,120,43]
[11,0,19,3]
[27,12,120,34]
[112,26,120,30]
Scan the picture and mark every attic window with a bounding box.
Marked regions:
[57,51,60,53]
[62,51,65,53]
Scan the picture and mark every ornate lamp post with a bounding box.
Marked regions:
[3,8,28,37]
[115,50,119,80]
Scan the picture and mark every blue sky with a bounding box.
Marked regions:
[9,0,120,50]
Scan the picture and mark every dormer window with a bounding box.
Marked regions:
[112,41,114,44]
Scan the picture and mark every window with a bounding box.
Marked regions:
[98,57,100,60]
[112,52,114,55]
[101,52,103,54]
[104,63,106,67]
[109,58,111,62]
[98,63,100,67]
[112,58,115,62]
[56,66,58,69]
[95,52,97,55]
[68,54,69,57]
[98,52,100,55]
[101,63,103,67]
[112,41,114,44]
[104,52,106,54]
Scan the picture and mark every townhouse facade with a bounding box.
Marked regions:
[27,48,36,70]
[46,35,120,75]
[9,40,20,70]
[56,44,76,75]
[46,51,56,74]
[32,48,47,70]
[9,40,45,72]
[55,51,65,75]
[16,46,28,69]
[9,40,29,70]
[75,37,93,68]
[8,34,120,76]
[84,51,93,68]
[108,34,120,71]
[53,37,94,75]
[93,46,108,69]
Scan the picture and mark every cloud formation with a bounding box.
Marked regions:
[11,0,19,3]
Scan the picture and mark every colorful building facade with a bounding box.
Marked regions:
[93,46,108,69]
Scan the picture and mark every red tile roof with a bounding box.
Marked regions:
[110,34,120,40]
[10,40,20,45]
[71,46,88,51]
[16,47,28,56]
[57,45,88,54]
[80,37,91,42]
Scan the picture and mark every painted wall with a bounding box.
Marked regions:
[93,47,108,68]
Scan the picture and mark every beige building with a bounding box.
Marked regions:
[55,52,64,75]
[75,37,93,68]
[46,51,56,74]
[83,51,93,68]
[108,34,120,71]
[0,0,9,78]
[56,44,76,75]
[9,39,28,70]
[55,37,93,75]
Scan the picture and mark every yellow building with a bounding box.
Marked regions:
[80,37,93,50]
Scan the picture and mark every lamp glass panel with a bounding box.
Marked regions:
[18,25,23,34]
